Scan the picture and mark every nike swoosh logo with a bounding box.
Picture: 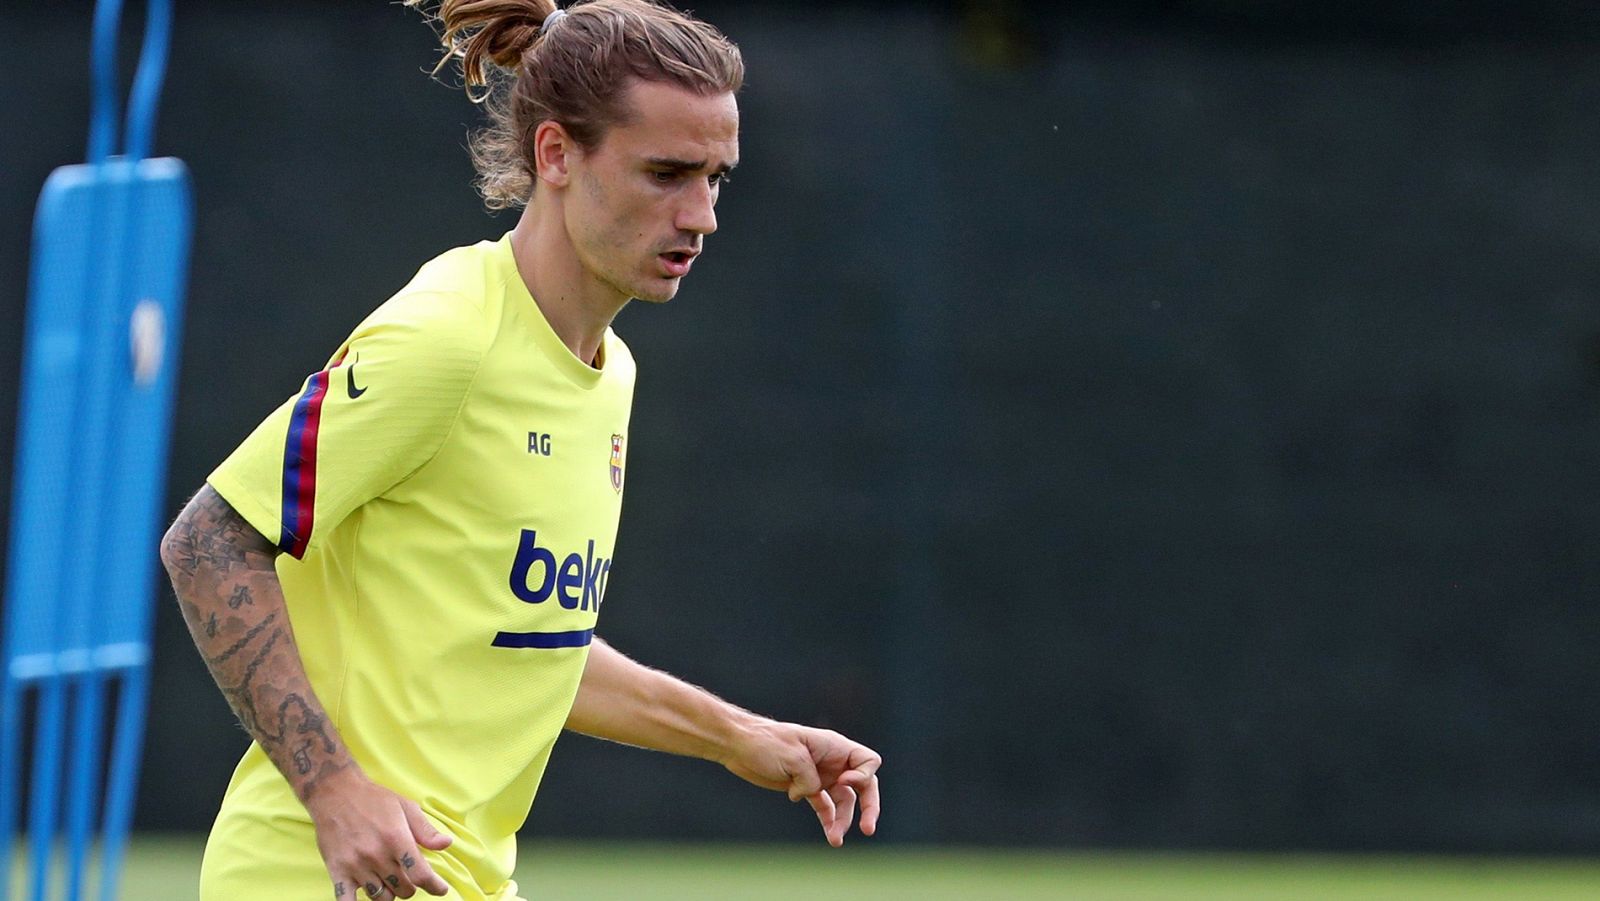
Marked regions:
[347,355,367,399]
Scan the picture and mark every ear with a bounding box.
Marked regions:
[533,120,577,188]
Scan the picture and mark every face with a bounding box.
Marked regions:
[564,80,740,303]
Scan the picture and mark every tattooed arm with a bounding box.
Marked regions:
[161,485,452,899]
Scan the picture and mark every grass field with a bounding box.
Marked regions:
[13,836,1600,899]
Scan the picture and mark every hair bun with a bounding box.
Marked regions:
[410,0,555,86]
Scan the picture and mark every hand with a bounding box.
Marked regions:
[720,719,882,847]
[304,768,455,898]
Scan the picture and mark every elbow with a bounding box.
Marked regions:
[157,485,277,591]
[158,523,178,578]
[158,516,190,585]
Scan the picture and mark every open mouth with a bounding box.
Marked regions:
[659,250,697,278]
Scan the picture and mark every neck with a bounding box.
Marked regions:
[508,200,630,366]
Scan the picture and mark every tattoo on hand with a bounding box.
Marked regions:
[365,882,381,897]
[335,883,346,898]
[401,854,415,869]
[386,875,400,889]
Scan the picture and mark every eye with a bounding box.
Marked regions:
[709,172,730,188]
[651,170,677,183]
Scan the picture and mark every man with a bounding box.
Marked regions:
[160,2,882,898]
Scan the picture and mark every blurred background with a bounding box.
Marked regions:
[5,0,1600,886]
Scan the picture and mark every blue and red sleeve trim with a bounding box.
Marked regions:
[277,349,346,558]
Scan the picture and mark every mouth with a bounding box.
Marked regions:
[659,249,699,278]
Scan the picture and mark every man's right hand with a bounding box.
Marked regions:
[306,769,455,899]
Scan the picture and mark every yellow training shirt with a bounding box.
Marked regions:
[200,232,634,900]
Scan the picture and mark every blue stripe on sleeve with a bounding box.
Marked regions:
[277,377,321,552]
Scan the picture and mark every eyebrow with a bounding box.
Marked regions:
[646,156,739,174]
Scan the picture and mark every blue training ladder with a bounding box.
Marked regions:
[1,0,192,897]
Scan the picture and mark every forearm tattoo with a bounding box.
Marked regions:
[162,485,351,801]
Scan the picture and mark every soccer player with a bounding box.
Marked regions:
[158,1,882,898]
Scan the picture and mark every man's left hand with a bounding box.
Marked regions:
[719,720,882,846]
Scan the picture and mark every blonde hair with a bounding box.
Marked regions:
[408,0,744,210]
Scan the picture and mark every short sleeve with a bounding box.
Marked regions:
[207,291,486,559]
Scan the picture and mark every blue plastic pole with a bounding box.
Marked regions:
[123,0,173,163]
[64,672,108,901]
[24,679,66,901]
[97,664,150,901]
[0,679,23,900]
[86,0,126,165]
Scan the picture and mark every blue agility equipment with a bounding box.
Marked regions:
[1,0,192,897]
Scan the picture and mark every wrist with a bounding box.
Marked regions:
[712,709,774,766]
[298,758,367,814]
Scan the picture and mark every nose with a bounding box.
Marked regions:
[675,179,718,236]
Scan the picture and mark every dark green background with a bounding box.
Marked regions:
[3,0,1600,851]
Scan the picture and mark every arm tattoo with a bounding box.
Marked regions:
[161,485,354,802]
[161,486,275,577]
[209,611,278,669]
[293,739,314,775]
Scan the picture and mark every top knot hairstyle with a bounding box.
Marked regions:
[406,0,744,210]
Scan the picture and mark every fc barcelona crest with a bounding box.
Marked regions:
[609,434,625,493]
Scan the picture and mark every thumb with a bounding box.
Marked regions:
[785,755,824,803]
[403,798,455,850]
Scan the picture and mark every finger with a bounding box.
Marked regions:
[362,878,387,900]
[403,800,455,851]
[837,748,882,788]
[805,789,838,844]
[825,784,857,846]
[835,750,882,836]
[381,867,418,900]
[857,773,881,835]
[398,847,450,897]
[835,767,880,836]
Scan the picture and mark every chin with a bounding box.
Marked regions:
[631,280,681,304]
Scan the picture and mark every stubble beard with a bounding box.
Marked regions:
[596,259,676,304]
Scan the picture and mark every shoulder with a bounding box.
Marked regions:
[401,239,502,306]
[356,291,489,365]
[351,240,508,367]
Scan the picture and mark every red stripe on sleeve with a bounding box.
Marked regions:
[288,371,332,558]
